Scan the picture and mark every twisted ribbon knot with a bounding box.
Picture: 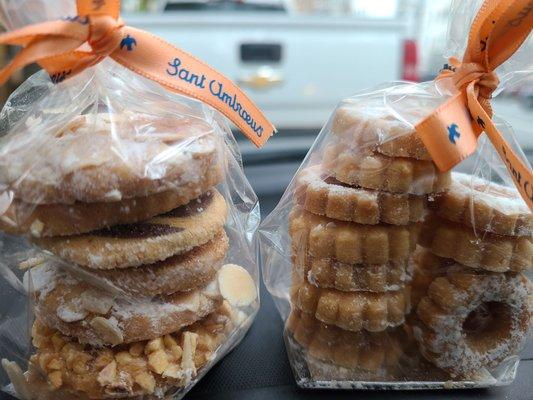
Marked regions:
[87,15,125,57]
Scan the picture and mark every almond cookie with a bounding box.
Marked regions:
[290,281,411,332]
[323,143,450,194]
[0,165,223,238]
[59,231,229,297]
[293,253,412,293]
[331,102,432,160]
[295,165,427,225]
[419,215,533,272]
[35,189,228,269]
[286,310,402,372]
[431,172,532,237]
[0,112,221,204]
[289,207,420,265]
[26,302,238,399]
[30,263,222,346]
[414,266,532,378]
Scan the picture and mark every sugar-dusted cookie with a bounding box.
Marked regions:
[295,166,427,225]
[35,190,227,269]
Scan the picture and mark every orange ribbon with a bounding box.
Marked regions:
[416,0,533,211]
[0,0,276,147]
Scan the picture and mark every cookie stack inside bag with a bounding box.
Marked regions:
[411,172,533,379]
[0,112,258,399]
[286,102,452,379]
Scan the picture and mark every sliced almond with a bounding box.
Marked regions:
[1,359,31,400]
[80,290,114,315]
[218,264,257,307]
[90,317,124,345]
[56,303,87,323]
[134,371,155,394]
[97,360,117,387]
[181,332,198,376]
[19,255,46,271]
[30,219,45,237]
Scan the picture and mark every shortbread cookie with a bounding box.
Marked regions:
[0,166,223,238]
[293,253,411,292]
[419,216,533,272]
[290,281,411,332]
[414,266,532,377]
[289,207,420,265]
[323,144,450,194]
[295,166,427,225]
[30,264,222,346]
[27,302,237,399]
[331,103,432,160]
[431,172,532,237]
[0,112,221,204]
[63,231,229,297]
[36,190,228,269]
[286,310,402,372]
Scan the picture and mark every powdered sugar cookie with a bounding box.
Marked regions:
[0,112,221,204]
[431,172,532,237]
[290,280,411,332]
[295,166,427,225]
[0,166,223,238]
[289,207,420,265]
[35,190,228,269]
[414,266,532,378]
[323,143,451,195]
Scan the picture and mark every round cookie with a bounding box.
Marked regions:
[414,266,532,378]
[419,215,533,272]
[290,280,411,332]
[0,112,221,204]
[295,165,428,225]
[0,166,223,238]
[35,189,228,269]
[62,230,229,297]
[323,143,451,195]
[289,207,420,265]
[30,263,223,346]
[431,172,532,237]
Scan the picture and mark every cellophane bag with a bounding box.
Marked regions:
[0,2,260,399]
[260,0,532,390]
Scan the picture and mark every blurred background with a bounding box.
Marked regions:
[0,0,531,215]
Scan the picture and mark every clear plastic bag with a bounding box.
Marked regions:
[260,0,532,389]
[0,2,260,399]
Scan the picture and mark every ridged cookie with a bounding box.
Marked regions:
[286,310,402,372]
[290,281,411,332]
[1,112,221,204]
[294,165,427,225]
[289,207,420,265]
[414,266,531,377]
[431,172,532,237]
[323,143,450,194]
[30,263,222,346]
[27,302,237,399]
[35,189,228,269]
[419,216,533,272]
[0,166,223,238]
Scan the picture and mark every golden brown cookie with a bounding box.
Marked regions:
[294,165,427,225]
[419,215,533,272]
[0,166,223,238]
[431,172,532,237]
[331,102,432,160]
[293,253,412,293]
[289,207,420,265]
[1,112,221,204]
[59,231,229,297]
[290,281,411,332]
[414,266,532,378]
[323,143,450,194]
[30,264,222,346]
[36,189,228,269]
[286,310,403,372]
[27,302,237,399]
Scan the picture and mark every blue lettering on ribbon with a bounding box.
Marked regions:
[166,58,206,89]
[447,123,461,144]
[50,70,72,84]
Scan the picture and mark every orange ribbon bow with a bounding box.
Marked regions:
[416,0,533,211]
[0,0,276,147]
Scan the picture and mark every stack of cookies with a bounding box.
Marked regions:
[286,102,451,379]
[0,112,257,399]
[411,172,532,379]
